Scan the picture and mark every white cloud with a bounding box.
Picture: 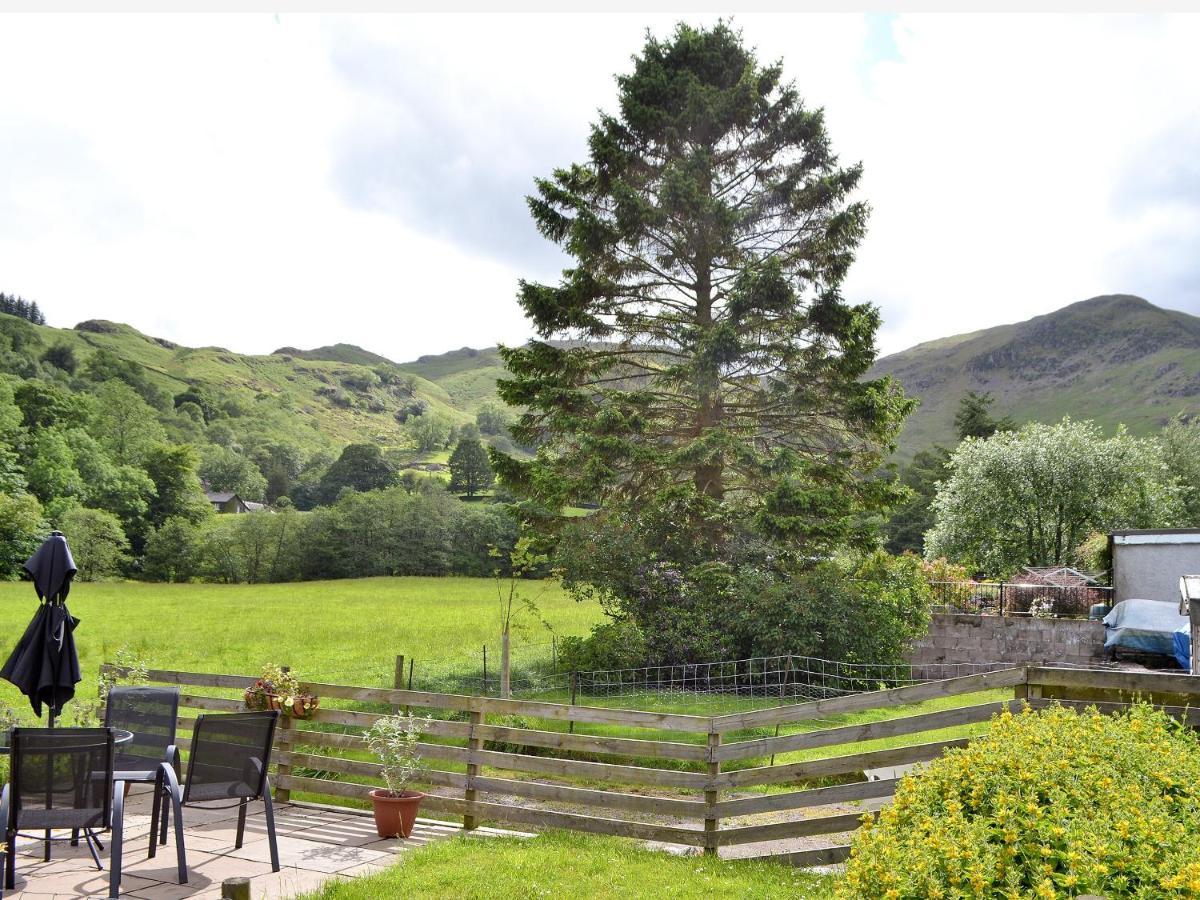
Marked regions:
[1,13,1197,362]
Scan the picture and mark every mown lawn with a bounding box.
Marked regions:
[0,576,602,718]
[296,830,834,899]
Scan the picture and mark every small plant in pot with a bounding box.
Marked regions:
[365,713,431,839]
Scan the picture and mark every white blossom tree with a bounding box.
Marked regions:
[925,419,1182,575]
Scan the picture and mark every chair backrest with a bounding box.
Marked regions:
[105,685,180,770]
[182,711,278,804]
[8,727,114,831]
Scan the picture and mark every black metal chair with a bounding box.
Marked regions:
[102,684,180,852]
[150,710,280,883]
[105,686,181,785]
[0,727,126,899]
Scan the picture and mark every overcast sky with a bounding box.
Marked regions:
[2,13,1198,362]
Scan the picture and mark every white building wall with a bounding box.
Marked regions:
[1112,532,1200,604]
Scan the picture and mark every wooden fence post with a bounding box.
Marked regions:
[392,655,405,715]
[705,730,721,856]
[1013,666,1035,704]
[275,665,292,803]
[463,705,485,831]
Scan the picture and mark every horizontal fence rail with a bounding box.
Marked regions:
[101,662,1200,864]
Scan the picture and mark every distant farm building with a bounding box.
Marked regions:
[204,490,265,514]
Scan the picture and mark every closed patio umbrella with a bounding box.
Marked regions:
[1,530,81,725]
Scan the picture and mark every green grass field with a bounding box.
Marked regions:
[297,831,834,899]
[0,576,603,720]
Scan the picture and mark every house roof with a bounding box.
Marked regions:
[205,491,241,504]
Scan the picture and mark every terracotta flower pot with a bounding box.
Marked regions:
[369,789,425,839]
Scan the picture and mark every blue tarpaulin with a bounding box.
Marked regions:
[1174,627,1191,671]
[1102,598,1189,658]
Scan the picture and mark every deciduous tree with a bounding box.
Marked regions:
[89,380,165,465]
[926,419,1181,575]
[200,445,268,501]
[449,438,494,499]
[318,443,395,502]
[143,444,212,527]
[0,491,48,578]
[1160,413,1200,523]
[60,506,129,580]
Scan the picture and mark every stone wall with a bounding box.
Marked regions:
[908,612,1106,670]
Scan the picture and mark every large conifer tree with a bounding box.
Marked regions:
[497,23,911,557]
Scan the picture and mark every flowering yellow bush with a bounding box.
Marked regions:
[838,704,1200,899]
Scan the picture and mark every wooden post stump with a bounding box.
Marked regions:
[221,876,251,900]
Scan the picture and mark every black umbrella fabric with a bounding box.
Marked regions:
[1,531,81,721]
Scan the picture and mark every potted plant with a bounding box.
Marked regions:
[243,664,320,720]
[364,713,431,839]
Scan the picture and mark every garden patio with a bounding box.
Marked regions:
[3,790,522,898]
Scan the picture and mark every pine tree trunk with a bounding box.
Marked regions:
[693,258,725,503]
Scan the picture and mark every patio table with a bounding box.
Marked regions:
[0,727,134,753]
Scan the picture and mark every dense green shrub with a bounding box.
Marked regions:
[736,551,932,667]
[838,704,1200,899]
[557,620,648,673]
[559,506,933,666]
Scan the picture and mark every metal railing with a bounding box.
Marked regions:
[929,580,1113,618]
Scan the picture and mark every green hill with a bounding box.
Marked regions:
[11,292,1196,466]
[0,318,475,459]
[271,343,397,368]
[397,346,507,412]
[871,294,1200,456]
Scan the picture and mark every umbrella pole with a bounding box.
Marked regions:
[44,705,55,862]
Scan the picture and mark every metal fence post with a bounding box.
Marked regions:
[569,670,578,734]
[482,645,488,696]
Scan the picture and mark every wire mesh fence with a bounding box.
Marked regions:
[564,655,1010,703]
[394,645,1015,709]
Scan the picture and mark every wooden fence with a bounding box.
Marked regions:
[101,663,1200,866]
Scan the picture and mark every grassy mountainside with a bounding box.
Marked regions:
[12,318,475,456]
[397,345,507,412]
[870,295,1200,456]
[21,292,1196,463]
